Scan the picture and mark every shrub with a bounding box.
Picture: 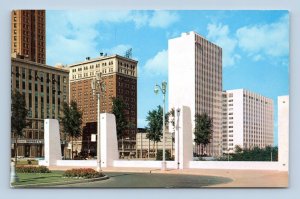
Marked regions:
[16,166,51,173]
[63,168,103,179]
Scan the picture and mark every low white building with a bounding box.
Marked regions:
[222,89,274,153]
[135,128,174,159]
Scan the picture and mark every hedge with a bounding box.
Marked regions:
[16,166,51,173]
[63,168,103,179]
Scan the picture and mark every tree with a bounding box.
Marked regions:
[11,90,29,165]
[145,106,163,158]
[112,97,128,157]
[194,113,213,156]
[61,100,82,159]
[230,145,278,161]
[156,150,173,161]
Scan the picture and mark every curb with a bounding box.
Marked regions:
[11,175,109,188]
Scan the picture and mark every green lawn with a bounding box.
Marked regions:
[16,159,38,165]
[11,171,79,187]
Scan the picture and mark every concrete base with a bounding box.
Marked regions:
[10,162,19,183]
[39,114,118,168]
[42,119,62,166]
[175,106,193,169]
[161,161,167,171]
[38,106,288,173]
[100,113,118,167]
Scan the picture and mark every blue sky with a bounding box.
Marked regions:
[46,10,289,146]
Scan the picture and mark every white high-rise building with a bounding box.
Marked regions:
[168,31,223,157]
[222,89,274,153]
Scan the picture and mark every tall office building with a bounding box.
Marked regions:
[222,89,274,153]
[11,54,69,158]
[69,54,138,157]
[168,31,223,157]
[11,10,46,64]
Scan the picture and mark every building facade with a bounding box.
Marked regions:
[168,31,223,157]
[68,54,138,157]
[11,55,69,158]
[135,128,174,159]
[222,89,274,153]
[11,10,46,64]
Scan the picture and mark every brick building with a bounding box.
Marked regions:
[11,10,46,64]
[68,54,138,157]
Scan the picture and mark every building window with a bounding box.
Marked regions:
[22,81,25,90]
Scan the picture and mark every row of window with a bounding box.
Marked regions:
[14,66,68,83]
[15,80,67,94]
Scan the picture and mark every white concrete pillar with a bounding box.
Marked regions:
[278,96,289,171]
[42,119,62,166]
[100,113,118,167]
[174,106,193,169]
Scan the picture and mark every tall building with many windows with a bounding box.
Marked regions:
[222,89,274,153]
[11,54,69,158]
[11,10,46,64]
[68,54,138,157]
[168,31,223,157]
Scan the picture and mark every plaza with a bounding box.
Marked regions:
[13,166,288,188]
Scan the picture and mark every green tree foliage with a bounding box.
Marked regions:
[146,105,163,142]
[61,100,82,159]
[156,150,173,161]
[194,113,213,155]
[11,90,29,164]
[146,106,163,157]
[230,146,278,161]
[112,97,128,140]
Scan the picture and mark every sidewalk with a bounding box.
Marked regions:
[48,166,288,187]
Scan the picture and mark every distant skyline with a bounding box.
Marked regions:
[46,10,289,146]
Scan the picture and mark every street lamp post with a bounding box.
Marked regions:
[154,81,167,171]
[91,72,105,173]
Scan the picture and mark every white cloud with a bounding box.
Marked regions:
[253,54,264,62]
[149,11,179,28]
[47,10,179,66]
[166,30,181,39]
[206,23,240,67]
[132,12,150,28]
[144,49,168,76]
[104,44,132,56]
[236,14,289,59]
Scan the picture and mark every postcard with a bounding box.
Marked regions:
[10,10,289,188]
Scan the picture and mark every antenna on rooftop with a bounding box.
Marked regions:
[124,48,132,59]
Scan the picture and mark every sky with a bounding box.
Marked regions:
[46,10,289,146]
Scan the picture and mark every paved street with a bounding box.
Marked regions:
[49,166,288,187]
[55,172,232,188]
